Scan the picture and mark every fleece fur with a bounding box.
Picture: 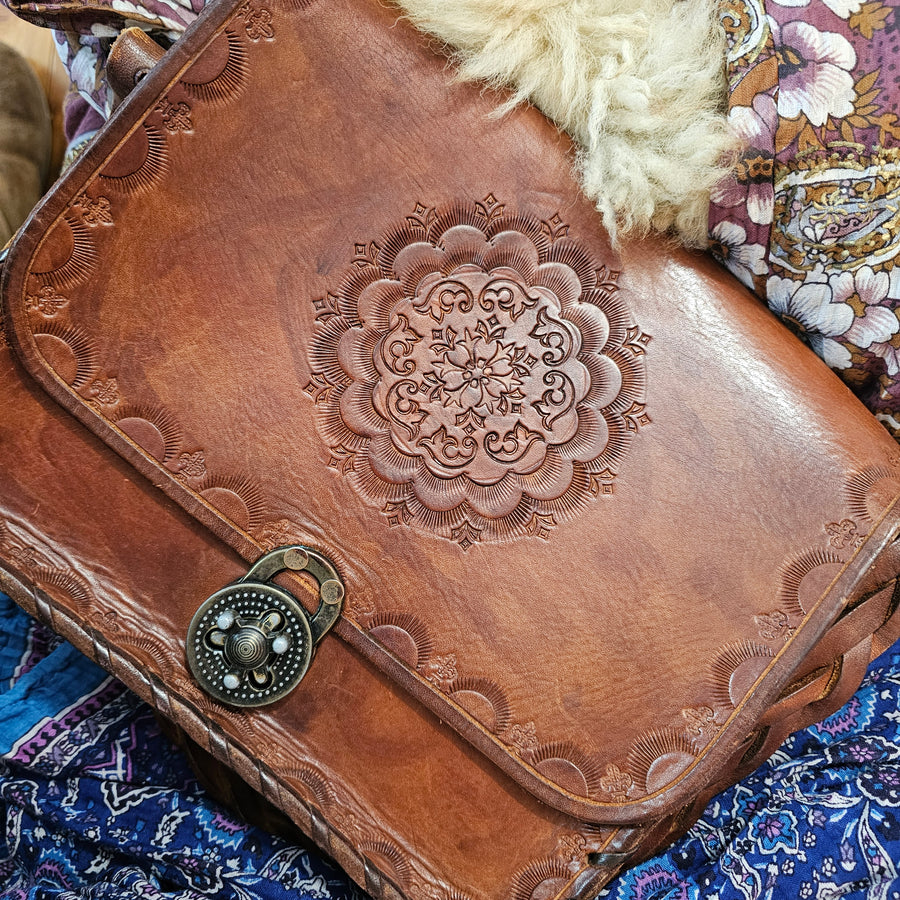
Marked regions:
[393,0,735,246]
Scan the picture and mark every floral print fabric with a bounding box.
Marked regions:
[711,0,900,438]
[2,0,198,123]
[602,653,900,900]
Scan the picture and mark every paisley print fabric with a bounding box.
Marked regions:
[0,590,899,899]
[711,0,900,439]
[602,657,900,899]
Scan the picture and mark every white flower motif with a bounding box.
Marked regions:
[870,336,900,376]
[767,275,853,369]
[293,876,331,898]
[830,266,897,349]
[709,220,768,289]
[877,412,900,432]
[773,21,857,126]
[69,45,103,97]
[109,0,182,31]
[712,94,776,226]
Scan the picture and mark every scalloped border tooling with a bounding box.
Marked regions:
[5,8,659,814]
[330,459,900,805]
[28,213,96,290]
[509,859,573,900]
[1,0,608,872]
[11,153,899,818]
[10,4,277,549]
[304,195,651,549]
[97,124,169,194]
[750,459,900,650]
[505,825,619,900]
[21,18,262,326]
[0,515,97,618]
[0,0,740,888]
[31,323,97,389]
[181,28,249,104]
[250,455,900,808]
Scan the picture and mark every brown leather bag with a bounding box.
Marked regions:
[3,0,900,897]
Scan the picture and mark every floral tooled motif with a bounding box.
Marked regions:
[0,523,53,573]
[754,609,796,642]
[681,705,718,738]
[235,0,274,41]
[25,286,68,318]
[825,517,864,549]
[597,763,634,802]
[422,653,458,690]
[507,721,539,760]
[345,594,376,623]
[175,450,208,480]
[554,833,588,863]
[426,324,526,419]
[155,97,193,133]
[306,197,650,547]
[256,518,303,550]
[71,195,113,227]
[89,377,120,407]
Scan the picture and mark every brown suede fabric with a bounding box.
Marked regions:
[0,41,51,245]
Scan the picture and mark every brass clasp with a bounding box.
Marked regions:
[186,545,344,707]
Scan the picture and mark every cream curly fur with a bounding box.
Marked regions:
[393,0,735,246]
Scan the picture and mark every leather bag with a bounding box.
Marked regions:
[4,0,900,896]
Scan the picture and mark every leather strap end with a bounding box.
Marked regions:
[107,28,167,104]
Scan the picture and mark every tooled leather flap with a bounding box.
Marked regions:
[4,0,900,826]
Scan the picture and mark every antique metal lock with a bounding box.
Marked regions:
[186,545,344,707]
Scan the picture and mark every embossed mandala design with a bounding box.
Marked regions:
[306,197,650,547]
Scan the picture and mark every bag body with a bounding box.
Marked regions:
[3,0,900,896]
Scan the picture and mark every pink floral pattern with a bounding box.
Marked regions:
[3,0,198,121]
[774,19,857,126]
[711,0,900,439]
[711,92,778,225]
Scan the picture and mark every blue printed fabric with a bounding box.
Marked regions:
[1,588,899,899]
[600,671,900,900]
